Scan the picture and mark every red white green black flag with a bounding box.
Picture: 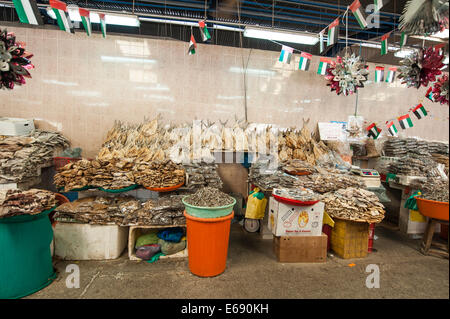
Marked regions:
[79,8,91,36]
[374,0,387,12]
[298,52,312,71]
[12,0,43,25]
[279,45,294,64]
[385,67,396,83]
[327,18,339,46]
[386,121,398,137]
[198,20,211,42]
[350,0,367,29]
[412,104,428,119]
[366,123,381,139]
[317,58,332,75]
[381,32,390,55]
[425,87,435,102]
[50,0,74,33]
[400,32,407,48]
[99,13,106,38]
[398,114,413,129]
[188,34,197,55]
[375,66,384,82]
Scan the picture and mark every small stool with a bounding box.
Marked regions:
[420,218,449,258]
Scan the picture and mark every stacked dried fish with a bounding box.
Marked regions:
[428,142,449,155]
[249,166,301,191]
[273,187,320,202]
[281,159,317,175]
[384,138,449,157]
[383,138,408,157]
[0,189,56,219]
[431,153,449,176]
[184,163,223,189]
[53,159,92,191]
[122,195,186,226]
[321,188,385,223]
[388,154,440,177]
[54,196,140,225]
[0,130,69,184]
[293,173,365,194]
[414,179,449,203]
[133,159,185,188]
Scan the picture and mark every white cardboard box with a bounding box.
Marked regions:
[0,117,34,136]
[268,196,324,237]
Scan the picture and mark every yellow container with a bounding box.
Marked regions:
[331,219,369,259]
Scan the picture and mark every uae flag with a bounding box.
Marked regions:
[375,66,384,82]
[198,20,211,42]
[12,0,43,25]
[79,8,91,36]
[50,0,73,34]
[350,0,367,29]
[425,87,435,101]
[374,0,387,12]
[398,114,413,129]
[400,32,407,48]
[366,123,381,139]
[317,58,331,75]
[279,45,294,64]
[319,29,325,53]
[99,13,106,38]
[298,52,312,71]
[434,43,445,55]
[412,104,428,119]
[381,32,390,55]
[188,34,197,55]
[386,121,398,137]
[327,18,339,46]
[385,67,397,83]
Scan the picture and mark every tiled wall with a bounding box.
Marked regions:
[1,25,448,157]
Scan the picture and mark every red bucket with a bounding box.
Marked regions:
[368,223,375,252]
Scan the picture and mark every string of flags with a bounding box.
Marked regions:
[366,102,431,139]
[13,0,107,38]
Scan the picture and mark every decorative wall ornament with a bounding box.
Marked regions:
[325,54,369,96]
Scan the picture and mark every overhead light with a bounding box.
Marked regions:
[411,29,449,42]
[139,17,198,27]
[47,5,139,27]
[395,49,416,58]
[100,56,156,64]
[243,27,318,45]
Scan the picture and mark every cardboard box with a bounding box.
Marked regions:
[268,197,324,237]
[273,233,327,263]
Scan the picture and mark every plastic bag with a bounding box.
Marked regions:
[136,244,161,260]
[135,231,159,248]
[158,238,186,255]
[245,187,267,220]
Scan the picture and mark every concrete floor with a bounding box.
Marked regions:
[27,222,449,299]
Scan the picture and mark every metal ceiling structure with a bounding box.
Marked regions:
[0,0,447,63]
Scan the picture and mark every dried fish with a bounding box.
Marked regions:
[413,178,449,203]
[321,188,385,223]
[133,159,185,189]
[184,187,234,207]
[0,188,56,218]
[281,159,317,175]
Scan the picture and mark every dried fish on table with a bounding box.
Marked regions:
[273,187,320,202]
[184,162,223,189]
[0,188,56,219]
[280,159,317,175]
[0,130,69,185]
[321,188,386,223]
[387,154,441,177]
[184,187,234,207]
[293,173,365,194]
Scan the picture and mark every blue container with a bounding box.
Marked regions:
[0,208,56,299]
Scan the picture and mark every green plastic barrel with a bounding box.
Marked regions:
[0,207,57,299]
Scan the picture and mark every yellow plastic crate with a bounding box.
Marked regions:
[331,219,369,259]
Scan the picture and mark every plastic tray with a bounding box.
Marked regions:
[144,181,184,192]
[272,194,319,206]
[98,184,138,193]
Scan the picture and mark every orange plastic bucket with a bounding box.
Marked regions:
[184,211,234,277]
[415,197,449,221]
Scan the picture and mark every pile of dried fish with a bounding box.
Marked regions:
[133,159,185,189]
[293,173,365,194]
[54,196,140,225]
[273,187,320,202]
[384,138,449,157]
[0,130,69,184]
[184,163,223,189]
[122,195,186,226]
[249,165,301,191]
[280,159,317,175]
[321,188,385,223]
[184,187,234,207]
[0,189,56,219]
[414,179,449,203]
[431,153,449,176]
[388,154,441,177]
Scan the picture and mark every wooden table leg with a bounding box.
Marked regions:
[421,218,436,255]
